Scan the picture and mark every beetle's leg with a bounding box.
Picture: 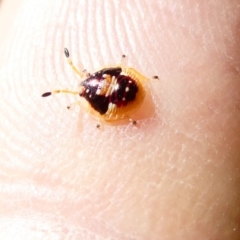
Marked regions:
[83,69,91,78]
[67,101,82,110]
[129,118,137,125]
[96,122,101,129]
[96,118,105,130]
[64,48,85,78]
[121,54,127,67]
[42,89,79,97]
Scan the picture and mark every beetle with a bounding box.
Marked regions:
[42,48,158,127]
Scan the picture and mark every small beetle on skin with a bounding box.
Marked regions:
[42,48,158,127]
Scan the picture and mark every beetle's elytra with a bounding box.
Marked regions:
[42,48,158,127]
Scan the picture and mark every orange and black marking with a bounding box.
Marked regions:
[42,48,158,127]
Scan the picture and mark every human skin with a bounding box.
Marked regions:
[0,0,240,239]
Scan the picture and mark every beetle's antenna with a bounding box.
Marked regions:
[42,89,79,97]
[64,48,85,78]
[42,92,52,97]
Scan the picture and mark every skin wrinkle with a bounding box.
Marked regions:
[0,0,240,239]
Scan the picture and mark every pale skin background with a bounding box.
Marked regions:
[0,0,240,239]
